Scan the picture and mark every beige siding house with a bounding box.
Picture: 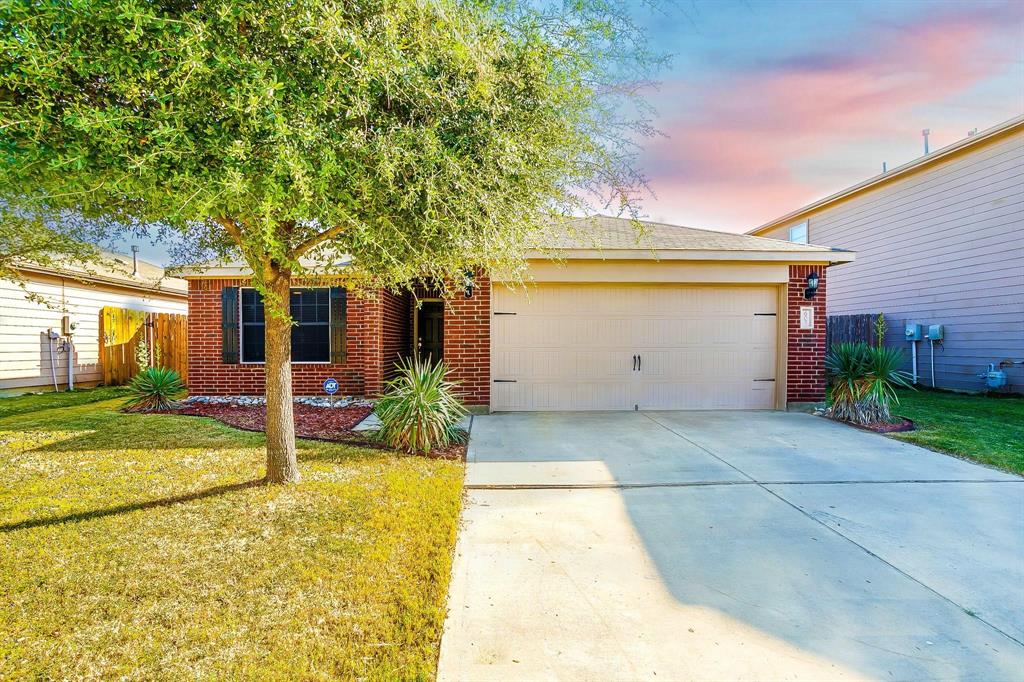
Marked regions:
[0,252,187,395]
[749,115,1024,392]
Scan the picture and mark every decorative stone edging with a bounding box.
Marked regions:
[182,395,374,409]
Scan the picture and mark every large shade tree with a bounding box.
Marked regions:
[0,0,661,482]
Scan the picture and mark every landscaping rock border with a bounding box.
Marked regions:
[182,395,374,409]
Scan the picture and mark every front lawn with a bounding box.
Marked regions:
[889,389,1024,475]
[0,389,463,680]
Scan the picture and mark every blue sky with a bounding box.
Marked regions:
[127,0,1023,266]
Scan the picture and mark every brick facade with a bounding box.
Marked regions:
[187,269,821,410]
[187,278,397,397]
[787,264,829,404]
[186,276,491,405]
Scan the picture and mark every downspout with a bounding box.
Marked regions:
[47,331,59,391]
[67,336,74,391]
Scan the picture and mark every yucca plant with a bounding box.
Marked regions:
[123,367,186,412]
[374,356,468,455]
[826,342,912,424]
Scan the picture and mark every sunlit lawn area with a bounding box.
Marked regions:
[890,389,1024,475]
[0,389,463,680]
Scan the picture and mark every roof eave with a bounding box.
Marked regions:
[526,249,855,264]
[15,263,188,296]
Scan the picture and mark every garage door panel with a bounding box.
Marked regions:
[491,284,778,411]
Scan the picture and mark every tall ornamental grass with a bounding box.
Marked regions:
[826,342,913,424]
[375,356,468,455]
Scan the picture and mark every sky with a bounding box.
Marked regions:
[630,0,1023,232]
[127,0,1023,265]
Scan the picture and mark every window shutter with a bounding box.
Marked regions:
[221,287,240,364]
[330,287,347,364]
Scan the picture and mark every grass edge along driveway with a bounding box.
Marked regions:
[889,389,1023,476]
[0,389,463,680]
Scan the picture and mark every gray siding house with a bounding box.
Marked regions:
[749,115,1024,393]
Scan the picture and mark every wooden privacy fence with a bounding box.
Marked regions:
[826,313,881,349]
[100,307,188,385]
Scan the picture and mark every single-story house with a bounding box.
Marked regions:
[748,114,1024,392]
[179,218,854,411]
[0,250,188,395]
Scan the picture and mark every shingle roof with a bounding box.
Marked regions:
[19,249,188,295]
[177,216,853,277]
[536,216,848,253]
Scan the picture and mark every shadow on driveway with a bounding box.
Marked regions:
[440,411,1024,681]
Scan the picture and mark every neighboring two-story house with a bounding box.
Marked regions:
[749,115,1024,393]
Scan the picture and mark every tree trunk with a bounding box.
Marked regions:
[263,265,300,484]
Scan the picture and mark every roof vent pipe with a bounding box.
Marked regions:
[131,245,139,276]
[922,128,930,155]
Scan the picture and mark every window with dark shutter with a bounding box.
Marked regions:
[330,287,347,363]
[221,287,240,364]
[238,287,336,363]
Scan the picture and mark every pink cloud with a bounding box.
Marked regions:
[641,8,1022,231]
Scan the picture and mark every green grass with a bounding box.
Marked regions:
[0,388,463,680]
[889,389,1024,475]
[0,385,129,419]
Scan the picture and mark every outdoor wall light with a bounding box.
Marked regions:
[463,271,475,299]
[804,271,820,299]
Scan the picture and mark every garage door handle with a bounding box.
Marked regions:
[638,354,642,371]
[632,354,637,371]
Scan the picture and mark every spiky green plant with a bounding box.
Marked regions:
[826,342,913,424]
[124,367,186,412]
[374,357,468,455]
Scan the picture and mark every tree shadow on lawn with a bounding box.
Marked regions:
[0,479,264,533]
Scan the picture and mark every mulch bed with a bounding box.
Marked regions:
[150,403,467,460]
[827,414,916,433]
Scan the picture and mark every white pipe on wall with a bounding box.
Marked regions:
[67,338,75,391]
[911,340,918,385]
[929,339,936,388]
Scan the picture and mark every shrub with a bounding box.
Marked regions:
[826,342,913,424]
[124,367,186,412]
[374,357,468,455]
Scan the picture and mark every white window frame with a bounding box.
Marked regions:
[239,287,332,365]
[787,220,809,244]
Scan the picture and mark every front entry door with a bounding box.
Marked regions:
[417,301,445,362]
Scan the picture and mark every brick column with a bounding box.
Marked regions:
[445,275,491,407]
[787,265,828,404]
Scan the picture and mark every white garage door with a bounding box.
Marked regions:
[491,284,778,411]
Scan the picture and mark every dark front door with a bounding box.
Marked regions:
[417,302,444,362]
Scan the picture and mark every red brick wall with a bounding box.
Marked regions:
[379,289,410,386]
[444,275,490,406]
[787,265,829,403]
[187,278,405,397]
[406,278,491,407]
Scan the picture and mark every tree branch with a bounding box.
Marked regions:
[291,222,350,259]
[215,216,244,247]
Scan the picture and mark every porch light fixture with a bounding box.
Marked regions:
[804,271,820,299]
[463,271,475,299]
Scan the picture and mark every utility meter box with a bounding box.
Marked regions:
[61,314,79,336]
[927,324,944,341]
[904,323,922,341]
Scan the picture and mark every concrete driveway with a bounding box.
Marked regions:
[438,411,1024,682]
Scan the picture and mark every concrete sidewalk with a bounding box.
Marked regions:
[438,411,1024,681]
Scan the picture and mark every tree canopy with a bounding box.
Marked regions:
[1,0,662,482]
[1,0,661,291]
